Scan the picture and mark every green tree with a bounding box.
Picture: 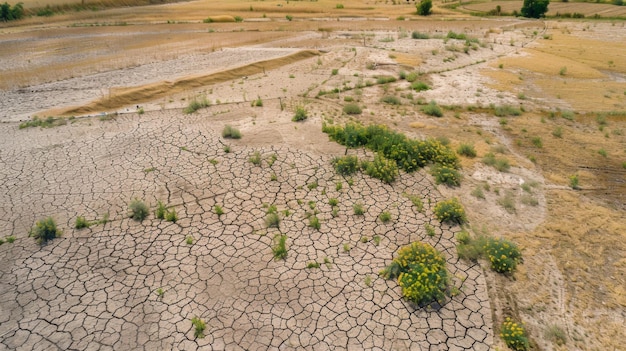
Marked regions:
[1,2,24,21]
[521,0,549,18]
[416,0,432,16]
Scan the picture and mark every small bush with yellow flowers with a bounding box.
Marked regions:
[485,238,522,274]
[332,155,359,176]
[431,163,462,187]
[501,317,529,351]
[380,242,449,307]
[434,198,467,224]
[362,154,399,184]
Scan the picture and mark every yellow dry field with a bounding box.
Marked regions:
[1,2,625,351]
[463,0,626,17]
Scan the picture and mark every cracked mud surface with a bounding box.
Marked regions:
[0,110,492,350]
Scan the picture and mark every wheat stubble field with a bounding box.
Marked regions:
[0,1,624,350]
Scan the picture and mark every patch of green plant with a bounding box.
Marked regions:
[431,164,461,187]
[456,143,476,158]
[381,242,449,306]
[552,126,563,138]
[598,148,607,157]
[482,153,511,172]
[332,155,359,176]
[252,96,263,107]
[486,238,522,274]
[501,317,529,351]
[183,96,210,114]
[234,15,243,22]
[497,191,516,214]
[75,216,90,229]
[471,185,485,199]
[362,154,399,184]
[425,223,436,237]
[285,14,293,21]
[376,76,397,84]
[379,211,392,223]
[531,136,543,148]
[5,236,16,243]
[456,233,488,262]
[411,81,430,92]
[222,125,242,139]
[165,209,178,223]
[129,199,149,221]
[364,275,372,287]
[343,243,351,252]
[494,105,522,117]
[308,215,321,230]
[342,103,362,115]
[265,212,280,228]
[569,174,580,190]
[214,205,224,217]
[186,236,193,245]
[411,31,430,39]
[381,95,401,105]
[544,324,567,346]
[249,151,262,166]
[19,116,67,129]
[360,236,369,243]
[191,317,206,339]
[272,234,287,260]
[292,106,308,122]
[329,198,338,207]
[29,217,61,244]
[422,101,443,117]
[416,0,433,16]
[404,193,424,212]
[307,181,318,190]
[307,261,320,268]
[434,198,467,224]
[335,182,343,191]
[372,235,381,246]
[155,201,166,219]
[353,202,365,215]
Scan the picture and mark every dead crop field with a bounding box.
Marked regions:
[0,1,624,351]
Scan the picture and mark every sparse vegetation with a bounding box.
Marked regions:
[457,143,476,158]
[434,198,467,224]
[183,96,210,114]
[222,125,242,139]
[422,101,443,117]
[191,317,206,339]
[249,151,262,166]
[307,261,320,268]
[332,155,359,176]
[272,234,287,260]
[381,242,449,306]
[486,238,522,274]
[569,174,580,190]
[156,201,166,219]
[352,202,365,215]
[19,116,67,129]
[411,31,430,39]
[165,208,178,223]
[29,217,62,244]
[308,215,321,230]
[411,81,430,92]
[405,193,424,212]
[494,105,522,117]
[425,223,436,237]
[381,95,401,105]
[292,106,308,122]
[129,199,149,221]
[544,324,567,346]
[431,164,461,187]
[75,216,89,229]
[342,103,362,115]
[379,211,392,223]
[482,153,511,172]
[497,191,516,214]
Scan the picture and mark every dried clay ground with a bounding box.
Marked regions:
[0,1,625,351]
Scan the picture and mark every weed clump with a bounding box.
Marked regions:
[272,234,287,260]
[292,106,308,122]
[501,317,529,351]
[422,101,443,117]
[485,238,522,274]
[129,199,149,221]
[183,96,210,114]
[332,155,359,176]
[381,242,449,306]
[457,143,477,158]
[343,103,362,115]
[29,217,62,244]
[431,164,461,187]
[191,317,206,339]
[362,154,399,184]
[434,198,467,224]
[222,125,242,139]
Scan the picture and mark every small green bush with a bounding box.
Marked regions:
[129,199,149,221]
[308,216,321,230]
[343,103,362,115]
[285,14,293,21]
[494,105,522,117]
[222,125,242,139]
[425,223,436,237]
[457,143,476,158]
[431,164,461,187]
[411,81,430,92]
[249,151,262,166]
[191,317,206,339]
[416,0,433,16]
[381,95,401,105]
[501,317,529,351]
[434,198,467,224]
[482,153,510,172]
[272,234,287,260]
[292,106,308,122]
[307,261,320,268]
[422,101,443,117]
[29,217,62,244]
[379,211,392,223]
[165,209,178,223]
[485,238,522,274]
[234,15,243,22]
[252,97,263,107]
[569,174,580,190]
[214,205,224,216]
[531,136,543,148]
[75,216,90,229]
[265,212,280,228]
[362,154,399,184]
[381,242,449,306]
[332,155,359,176]
[156,201,166,219]
[353,202,365,215]
[183,96,210,114]
[411,31,430,39]
[376,76,397,84]
[329,198,338,207]
[331,68,339,75]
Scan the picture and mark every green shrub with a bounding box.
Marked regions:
[422,101,443,117]
[381,242,449,306]
[29,217,62,244]
[353,202,365,215]
[482,153,510,172]
[501,317,529,351]
[285,14,293,21]
[222,125,242,139]
[129,199,149,221]
[156,201,166,219]
[234,15,243,22]
[531,136,543,148]
[249,151,262,166]
[343,103,362,115]
[406,71,419,82]
[416,0,433,16]
[411,31,430,39]
[494,105,522,117]
[186,236,193,245]
[292,106,308,121]
[411,81,430,92]
[1,2,25,21]
[265,212,280,228]
[405,193,424,212]
[5,236,15,243]
[272,234,287,260]
[19,116,66,129]
[497,191,516,214]
[376,76,397,84]
[214,205,224,216]
[332,155,359,176]
[191,317,206,339]
[329,198,338,207]
[75,216,90,229]
[362,154,399,184]
[379,211,392,222]
[552,127,563,138]
[381,95,401,105]
[431,164,461,186]
[252,97,263,107]
[331,68,339,75]
[569,174,580,190]
[457,143,476,158]
[425,223,436,237]
[434,198,467,224]
[485,238,522,274]
[183,96,210,114]
[308,216,321,230]
[165,209,178,223]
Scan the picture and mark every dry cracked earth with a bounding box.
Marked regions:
[0,109,492,350]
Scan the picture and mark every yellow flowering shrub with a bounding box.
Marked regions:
[501,317,529,351]
[485,238,522,274]
[434,198,467,224]
[332,155,359,176]
[381,242,449,307]
[362,154,399,184]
